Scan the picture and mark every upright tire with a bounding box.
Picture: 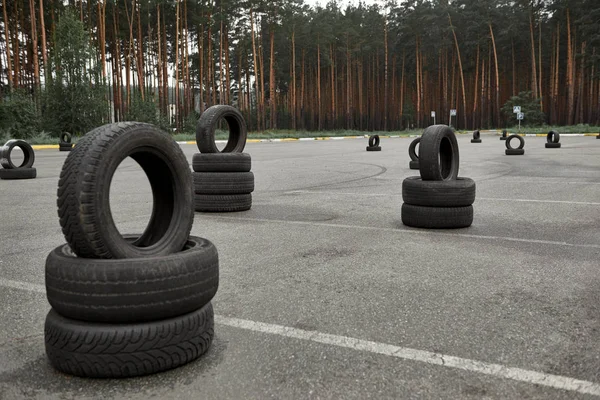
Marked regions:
[547,130,560,143]
[60,133,72,144]
[192,153,251,172]
[418,125,459,181]
[472,130,480,140]
[57,122,194,259]
[196,105,247,153]
[401,204,473,229]
[505,134,525,150]
[368,135,380,147]
[408,137,421,161]
[0,139,35,169]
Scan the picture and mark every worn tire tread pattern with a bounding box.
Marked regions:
[192,153,251,172]
[195,194,252,212]
[401,204,473,229]
[193,172,254,194]
[402,177,476,207]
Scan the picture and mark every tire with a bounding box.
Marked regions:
[60,133,72,143]
[547,130,560,143]
[0,139,35,169]
[418,125,459,181]
[195,193,252,213]
[505,134,525,150]
[409,160,420,170]
[501,129,508,138]
[402,177,475,207]
[401,203,473,229]
[366,146,381,151]
[500,136,507,141]
[505,148,525,155]
[193,172,254,195]
[45,235,219,323]
[58,122,194,259]
[471,139,482,143]
[196,105,247,154]
[545,142,561,148]
[0,167,36,180]
[368,135,380,147]
[596,135,600,139]
[59,143,73,152]
[408,137,421,161]
[44,303,214,379]
[472,130,480,140]
[192,153,251,173]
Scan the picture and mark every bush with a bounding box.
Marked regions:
[501,91,546,127]
[0,91,40,139]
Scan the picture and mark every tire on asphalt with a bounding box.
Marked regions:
[545,142,561,148]
[0,139,35,169]
[505,148,525,155]
[44,303,214,379]
[192,153,251,173]
[193,172,255,195]
[59,143,73,152]
[60,133,72,143]
[473,130,480,140]
[45,235,219,323]
[471,139,482,143]
[368,135,380,147]
[366,146,381,151]
[408,137,421,161]
[402,177,475,207]
[196,105,247,154]
[502,129,508,137]
[0,167,36,180]
[57,122,194,259]
[418,125,460,181]
[401,204,473,229]
[409,160,420,170]
[195,193,252,213]
[547,130,560,143]
[505,134,525,150]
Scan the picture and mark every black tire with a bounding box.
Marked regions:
[471,139,482,143]
[195,193,252,213]
[366,146,381,151]
[368,135,380,147]
[44,303,214,379]
[0,139,35,169]
[193,172,254,195]
[402,177,475,207]
[505,134,525,150]
[545,142,561,148]
[472,130,480,140]
[45,235,219,323]
[409,160,420,170]
[196,105,247,154]
[58,122,194,259]
[401,203,473,229]
[408,137,421,161]
[60,133,72,143]
[59,143,73,152]
[547,130,560,143]
[500,136,507,141]
[505,148,525,155]
[418,125,459,181]
[192,152,251,173]
[0,167,36,180]
[596,135,600,139]
[501,129,508,138]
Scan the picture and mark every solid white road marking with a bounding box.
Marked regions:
[1,277,599,396]
[478,197,600,206]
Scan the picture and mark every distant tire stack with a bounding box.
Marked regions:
[366,135,381,151]
[596,132,600,139]
[59,132,73,152]
[408,137,420,170]
[471,130,482,143]
[500,129,508,140]
[545,130,561,148]
[45,122,218,379]
[0,139,37,180]
[505,134,525,155]
[193,105,253,212]
[401,125,475,229]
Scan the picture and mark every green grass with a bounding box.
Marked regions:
[503,124,600,134]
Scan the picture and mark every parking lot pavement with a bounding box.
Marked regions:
[0,134,599,399]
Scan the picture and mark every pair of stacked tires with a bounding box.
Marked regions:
[366,135,381,151]
[45,122,218,379]
[545,130,561,148]
[0,140,37,179]
[401,125,475,229]
[193,105,254,212]
[59,133,73,151]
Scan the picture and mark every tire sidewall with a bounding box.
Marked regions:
[408,137,421,161]
[418,125,459,181]
[0,139,35,169]
[505,134,525,150]
[196,105,248,153]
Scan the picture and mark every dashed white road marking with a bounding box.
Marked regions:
[1,277,599,396]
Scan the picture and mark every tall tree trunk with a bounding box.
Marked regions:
[473,43,479,129]
[269,27,276,129]
[2,0,12,89]
[346,33,351,129]
[224,25,231,105]
[29,0,40,95]
[400,50,405,129]
[383,18,388,130]
[415,36,420,127]
[538,23,542,112]
[39,0,48,81]
[567,8,574,125]
[448,15,468,129]
[317,41,321,130]
[489,23,500,127]
[175,0,181,129]
[219,15,224,104]
[330,43,335,126]
[511,39,516,96]
[529,12,538,98]
[554,23,560,124]
[250,8,260,130]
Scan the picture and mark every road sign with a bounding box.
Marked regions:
[450,109,457,116]
[513,106,521,114]
[517,112,524,120]
[431,111,436,117]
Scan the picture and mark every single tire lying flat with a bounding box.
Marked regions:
[408,137,421,161]
[409,160,420,170]
[545,142,561,148]
[58,122,194,259]
[45,235,219,323]
[419,125,459,181]
[0,167,36,180]
[0,139,35,169]
[366,146,381,151]
[45,303,214,379]
[505,148,525,155]
[193,172,254,195]
[59,143,73,152]
[402,177,476,207]
[505,134,525,150]
[195,194,252,213]
[401,204,473,229]
[500,136,507,141]
[192,153,251,173]
[60,133,72,143]
[547,130,560,143]
[196,105,247,154]
[368,135,380,147]
[471,139,482,143]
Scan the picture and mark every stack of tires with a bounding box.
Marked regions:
[59,133,73,152]
[366,135,381,151]
[44,122,219,379]
[0,139,37,180]
[471,130,481,143]
[505,134,525,155]
[401,125,475,229]
[500,130,508,140]
[545,130,561,148]
[193,105,254,213]
[408,137,420,169]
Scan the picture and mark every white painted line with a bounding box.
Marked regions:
[286,190,396,197]
[331,137,345,140]
[299,138,315,141]
[479,197,600,206]
[205,215,600,250]
[1,277,598,396]
[216,315,600,396]
[492,179,600,186]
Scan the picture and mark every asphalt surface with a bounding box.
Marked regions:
[0,133,599,399]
